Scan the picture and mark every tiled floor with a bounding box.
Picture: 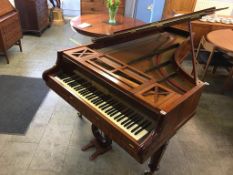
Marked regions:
[0,23,232,175]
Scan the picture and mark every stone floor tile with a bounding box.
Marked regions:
[25,170,59,175]
[39,124,73,146]
[0,167,26,175]
[0,142,37,169]
[28,143,67,173]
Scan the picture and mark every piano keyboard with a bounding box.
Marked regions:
[54,71,156,141]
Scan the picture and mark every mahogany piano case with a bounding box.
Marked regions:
[0,0,22,64]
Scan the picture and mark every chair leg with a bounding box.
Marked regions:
[18,40,23,52]
[212,66,218,74]
[223,67,233,91]
[202,52,214,80]
[3,50,9,64]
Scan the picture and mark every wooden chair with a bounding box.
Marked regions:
[195,36,233,80]
[223,54,233,91]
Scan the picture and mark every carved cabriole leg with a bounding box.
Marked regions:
[144,141,169,175]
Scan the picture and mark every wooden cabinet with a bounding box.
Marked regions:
[81,0,125,15]
[162,0,197,19]
[0,0,22,64]
[14,0,50,36]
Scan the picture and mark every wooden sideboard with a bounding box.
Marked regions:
[81,0,125,15]
[14,0,50,36]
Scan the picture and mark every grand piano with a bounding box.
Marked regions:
[43,8,220,174]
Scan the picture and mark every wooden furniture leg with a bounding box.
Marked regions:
[3,50,9,64]
[18,40,23,52]
[223,67,233,91]
[144,141,169,175]
[81,124,112,161]
[82,138,112,161]
[77,112,83,119]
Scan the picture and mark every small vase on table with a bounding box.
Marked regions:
[108,7,118,24]
[106,0,120,24]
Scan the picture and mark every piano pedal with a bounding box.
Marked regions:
[81,138,112,161]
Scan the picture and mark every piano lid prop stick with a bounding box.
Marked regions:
[92,7,228,44]
[188,22,198,84]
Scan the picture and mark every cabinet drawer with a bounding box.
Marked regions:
[81,1,104,14]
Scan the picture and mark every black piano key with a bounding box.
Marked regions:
[114,109,129,121]
[68,81,79,87]
[98,98,113,108]
[91,97,103,104]
[85,92,98,99]
[63,78,72,83]
[78,88,88,94]
[105,103,122,114]
[116,110,132,122]
[134,122,152,135]
[121,114,137,125]
[126,117,142,129]
[73,83,85,90]
[107,106,123,116]
[86,90,102,99]
[57,72,68,79]
[114,109,128,120]
[64,76,76,83]
[131,120,148,133]
[123,115,139,126]
[81,90,91,96]
[95,98,107,106]
[99,100,115,110]
[86,93,101,100]
[79,87,93,94]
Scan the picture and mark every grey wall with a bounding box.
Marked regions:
[125,0,136,17]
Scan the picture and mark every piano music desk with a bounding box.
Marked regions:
[70,13,145,37]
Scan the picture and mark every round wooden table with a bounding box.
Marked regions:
[207,29,233,90]
[70,14,145,37]
[207,29,233,52]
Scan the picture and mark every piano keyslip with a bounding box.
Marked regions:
[55,71,156,141]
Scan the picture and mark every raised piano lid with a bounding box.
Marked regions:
[62,40,185,114]
[0,0,15,17]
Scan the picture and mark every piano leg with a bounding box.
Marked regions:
[81,124,112,161]
[77,112,83,119]
[144,141,169,175]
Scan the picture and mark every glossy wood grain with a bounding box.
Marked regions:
[207,29,233,52]
[70,13,145,37]
[0,0,22,64]
[14,0,50,36]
